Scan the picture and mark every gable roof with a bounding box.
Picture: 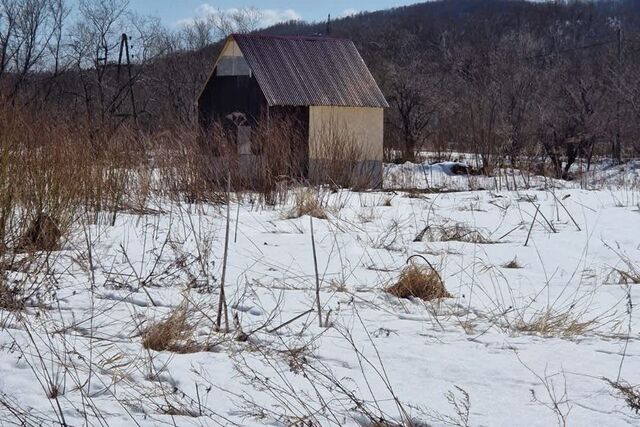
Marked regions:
[230,34,389,109]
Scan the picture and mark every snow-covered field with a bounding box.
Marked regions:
[1,163,639,426]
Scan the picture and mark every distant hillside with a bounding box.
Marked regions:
[5,0,640,170]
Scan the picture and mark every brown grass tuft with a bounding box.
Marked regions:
[285,189,327,220]
[427,222,495,244]
[142,306,198,353]
[386,263,451,301]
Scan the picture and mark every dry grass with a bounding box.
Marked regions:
[365,420,429,427]
[404,189,426,199]
[604,246,640,285]
[357,208,379,223]
[427,223,495,244]
[386,263,451,302]
[610,268,640,284]
[512,310,598,338]
[0,106,146,251]
[329,279,348,292]
[606,379,640,414]
[0,280,23,311]
[285,189,327,220]
[502,257,523,269]
[16,214,62,253]
[142,306,199,353]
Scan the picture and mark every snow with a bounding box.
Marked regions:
[1,164,639,425]
[384,159,640,192]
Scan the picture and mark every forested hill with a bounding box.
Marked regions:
[3,0,640,172]
[255,0,640,170]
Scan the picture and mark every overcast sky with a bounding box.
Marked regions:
[128,0,420,27]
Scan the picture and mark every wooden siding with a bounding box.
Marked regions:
[197,39,266,131]
[308,106,384,161]
[220,39,243,58]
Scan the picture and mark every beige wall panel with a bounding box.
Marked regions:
[220,39,243,58]
[308,106,383,161]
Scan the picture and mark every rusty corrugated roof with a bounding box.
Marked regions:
[231,34,389,108]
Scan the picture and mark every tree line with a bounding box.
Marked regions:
[2,0,640,178]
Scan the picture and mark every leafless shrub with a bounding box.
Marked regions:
[251,117,305,203]
[425,386,471,427]
[517,354,572,426]
[370,219,402,252]
[155,125,226,204]
[445,386,471,427]
[386,263,451,302]
[16,214,62,253]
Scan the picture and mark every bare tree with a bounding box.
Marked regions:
[47,0,69,76]
[70,0,129,125]
[6,0,59,100]
[0,0,19,80]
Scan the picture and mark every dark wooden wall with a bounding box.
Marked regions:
[197,70,267,130]
[197,68,311,180]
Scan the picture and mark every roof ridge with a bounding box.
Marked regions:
[231,33,352,43]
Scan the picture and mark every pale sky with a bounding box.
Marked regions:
[127,0,421,27]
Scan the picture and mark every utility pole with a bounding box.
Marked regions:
[112,33,138,126]
[326,14,331,36]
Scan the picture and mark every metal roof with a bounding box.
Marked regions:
[231,34,389,108]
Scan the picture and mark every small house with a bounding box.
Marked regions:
[197,34,389,187]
